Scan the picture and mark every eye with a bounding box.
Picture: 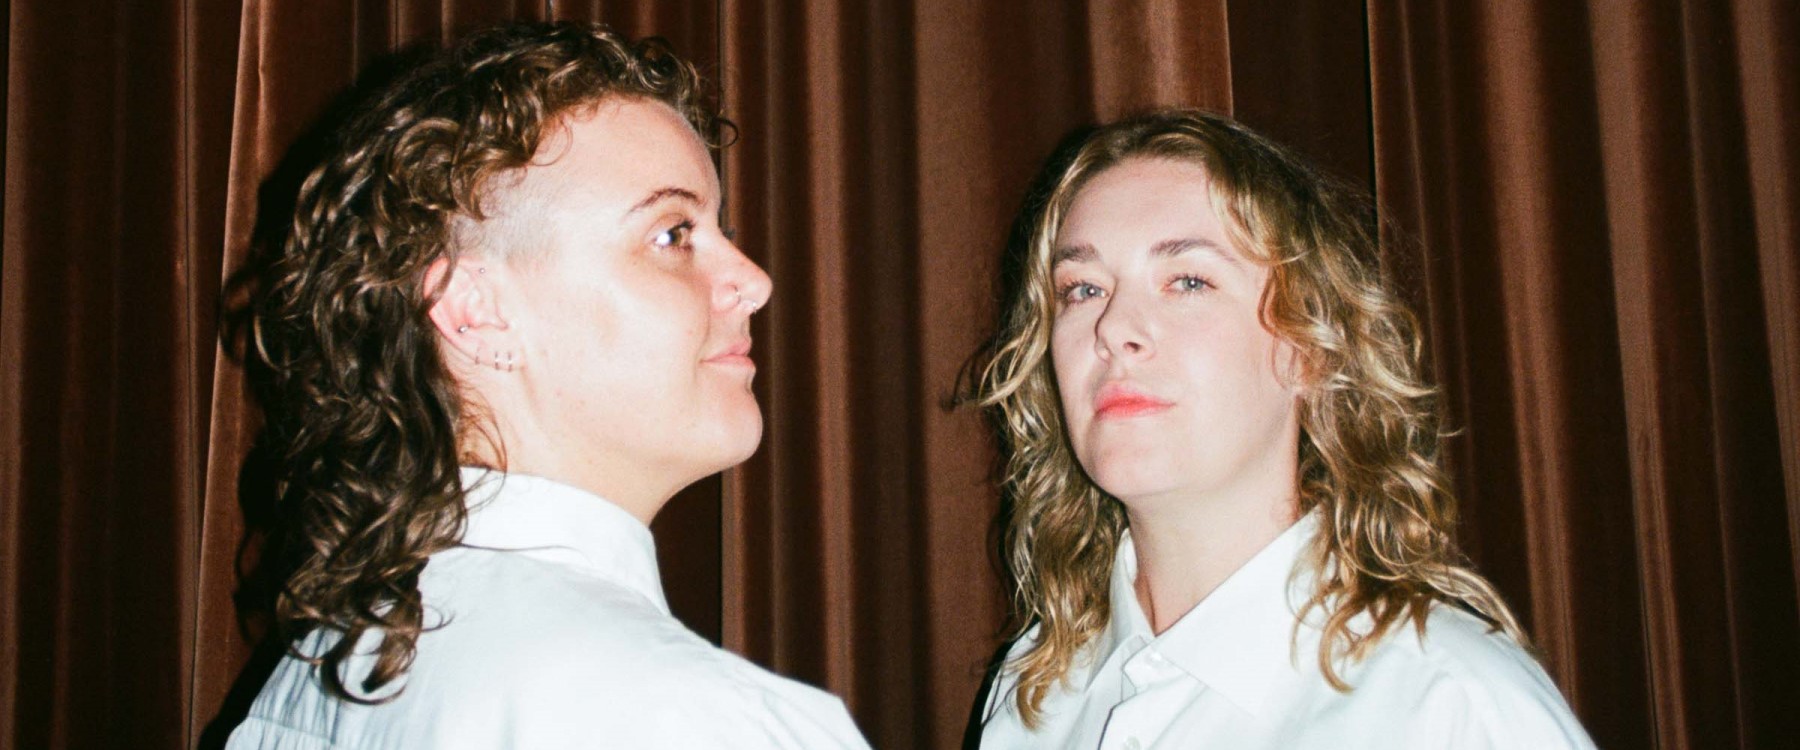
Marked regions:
[653,220,696,251]
[1058,280,1106,305]
[1169,274,1213,293]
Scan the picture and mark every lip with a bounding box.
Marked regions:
[1093,382,1173,419]
[704,339,755,368]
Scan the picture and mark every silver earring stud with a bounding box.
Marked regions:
[457,325,469,334]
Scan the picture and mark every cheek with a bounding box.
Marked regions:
[608,273,712,353]
[1049,323,1091,408]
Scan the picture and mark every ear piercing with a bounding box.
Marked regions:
[492,350,515,372]
[457,325,469,334]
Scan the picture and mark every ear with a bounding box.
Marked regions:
[425,257,512,367]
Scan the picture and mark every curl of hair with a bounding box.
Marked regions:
[973,110,1527,727]
[249,22,722,702]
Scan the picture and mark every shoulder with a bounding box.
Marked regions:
[410,547,721,697]
[1342,606,1595,749]
[407,549,868,747]
[976,626,1031,724]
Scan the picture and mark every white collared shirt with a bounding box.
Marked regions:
[978,514,1595,749]
[227,469,870,750]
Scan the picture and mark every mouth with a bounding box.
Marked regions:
[704,339,755,369]
[1092,382,1173,419]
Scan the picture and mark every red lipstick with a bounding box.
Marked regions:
[1093,383,1173,419]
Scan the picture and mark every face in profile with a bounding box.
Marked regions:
[478,97,770,501]
[1049,158,1299,509]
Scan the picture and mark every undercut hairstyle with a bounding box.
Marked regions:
[975,110,1528,727]
[250,21,720,702]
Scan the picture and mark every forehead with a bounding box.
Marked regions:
[1057,158,1226,252]
[512,97,718,209]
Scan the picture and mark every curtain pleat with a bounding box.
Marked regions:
[2,2,1795,749]
[721,2,1233,745]
[1731,0,1800,606]
[0,0,239,746]
[1369,2,1799,747]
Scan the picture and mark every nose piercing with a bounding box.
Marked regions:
[730,287,762,313]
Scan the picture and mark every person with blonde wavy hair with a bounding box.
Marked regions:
[973,110,1593,748]
[226,22,867,749]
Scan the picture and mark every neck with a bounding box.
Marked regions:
[1125,471,1299,634]
[463,389,678,525]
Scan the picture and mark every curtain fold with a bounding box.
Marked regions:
[2,2,1794,749]
[2,0,241,746]
[721,2,1233,744]
[1369,2,1799,747]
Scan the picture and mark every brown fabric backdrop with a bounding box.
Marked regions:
[3,1,1794,749]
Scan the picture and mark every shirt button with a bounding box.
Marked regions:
[1124,739,1142,750]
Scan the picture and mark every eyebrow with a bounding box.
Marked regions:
[1051,237,1242,267]
[1150,237,1241,267]
[1051,243,1097,266]
[626,186,703,215]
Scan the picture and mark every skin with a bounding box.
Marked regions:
[427,97,771,524]
[1049,157,1302,633]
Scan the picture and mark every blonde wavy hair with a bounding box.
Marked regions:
[975,110,1528,727]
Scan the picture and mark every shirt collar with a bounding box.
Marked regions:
[456,467,670,616]
[1099,511,1321,717]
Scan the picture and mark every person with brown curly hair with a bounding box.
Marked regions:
[226,22,867,749]
[972,111,1593,748]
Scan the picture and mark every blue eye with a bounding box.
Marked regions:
[1170,275,1212,293]
[654,221,695,250]
[1059,281,1105,304]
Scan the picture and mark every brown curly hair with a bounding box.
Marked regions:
[249,21,720,701]
[976,110,1527,726]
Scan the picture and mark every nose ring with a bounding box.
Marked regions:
[731,288,762,313]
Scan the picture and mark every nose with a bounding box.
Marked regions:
[715,239,773,314]
[1093,293,1152,361]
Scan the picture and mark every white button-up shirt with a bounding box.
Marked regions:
[979,514,1595,749]
[227,468,870,749]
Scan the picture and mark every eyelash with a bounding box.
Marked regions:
[653,220,697,251]
[1056,274,1214,305]
[1169,274,1213,293]
[1058,280,1105,304]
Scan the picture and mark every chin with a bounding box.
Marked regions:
[715,408,764,466]
[1079,448,1186,502]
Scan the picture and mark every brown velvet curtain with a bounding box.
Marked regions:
[1368,3,1800,747]
[2,2,1794,750]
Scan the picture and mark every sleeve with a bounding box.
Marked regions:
[1399,667,1598,750]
